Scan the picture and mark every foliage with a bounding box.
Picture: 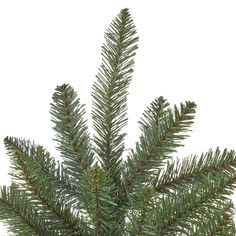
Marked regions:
[1,8,236,236]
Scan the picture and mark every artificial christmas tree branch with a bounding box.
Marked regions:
[124,101,196,190]
[92,8,138,185]
[50,84,94,182]
[0,8,236,235]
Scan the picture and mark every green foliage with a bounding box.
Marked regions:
[124,100,196,191]
[92,8,138,185]
[0,8,236,236]
[50,84,94,183]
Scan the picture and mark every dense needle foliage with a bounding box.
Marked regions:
[1,8,236,235]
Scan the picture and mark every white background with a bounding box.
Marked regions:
[0,0,236,234]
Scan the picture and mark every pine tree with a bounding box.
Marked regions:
[0,8,236,235]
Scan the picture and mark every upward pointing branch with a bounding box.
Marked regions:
[92,8,138,182]
[50,84,94,183]
[124,101,196,190]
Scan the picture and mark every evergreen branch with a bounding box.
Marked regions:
[124,101,196,189]
[127,185,156,235]
[1,8,236,235]
[4,137,86,235]
[178,200,235,236]
[179,182,236,236]
[144,173,236,235]
[50,83,94,182]
[0,185,63,236]
[92,8,138,182]
[0,186,38,236]
[212,201,236,236]
[188,200,236,236]
[138,96,170,132]
[153,148,236,194]
[79,165,118,235]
